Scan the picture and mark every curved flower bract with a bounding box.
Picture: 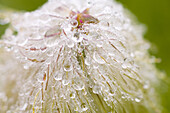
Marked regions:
[0,0,162,113]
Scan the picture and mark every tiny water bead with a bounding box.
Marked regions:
[93,51,106,64]
[54,72,62,81]
[70,19,78,27]
[67,40,74,48]
[64,63,73,72]
[81,103,88,111]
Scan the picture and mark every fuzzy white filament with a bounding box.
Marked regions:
[0,0,161,112]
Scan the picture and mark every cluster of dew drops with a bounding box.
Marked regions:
[1,1,150,112]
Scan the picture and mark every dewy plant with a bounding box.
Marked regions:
[0,0,163,112]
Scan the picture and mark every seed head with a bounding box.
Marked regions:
[0,0,162,112]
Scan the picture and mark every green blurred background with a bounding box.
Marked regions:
[0,0,170,112]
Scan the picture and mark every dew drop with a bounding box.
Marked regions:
[143,81,149,89]
[72,35,83,43]
[135,95,143,103]
[54,72,62,81]
[44,26,61,47]
[46,50,54,57]
[73,78,85,90]
[81,103,88,111]
[92,85,101,94]
[109,89,115,96]
[62,79,69,85]
[20,103,28,111]
[64,64,73,72]
[74,107,79,111]
[4,46,13,52]
[19,39,28,46]
[23,64,29,70]
[85,57,91,66]
[135,97,141,103]
[103,6,112,14]
[70,19,78,27]
[96,40,103,47]
[67,40,74,48]
[93,52,105,64]
[122,63,127,69]
[70,92,76,99]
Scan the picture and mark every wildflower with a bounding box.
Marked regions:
[0,0,162,112]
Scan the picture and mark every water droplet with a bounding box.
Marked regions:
[46,50,54,57]
[74,107,79,111]
[92,85,101,94]
[122,63,127,69]
[67,40,74,48]
[70,19,78,27]
[93,52,105,64]
[135,97,141,103]
[72,35,83,43]
[103,6,112,14]
[96,40,103,47]
[85,57,91,66]
[19,39,28,46]
[62,79,69,85]
[70,92,76,98]
[44,26,61,47]
[54,72,62,81]
[104,96,110,101]
[81,103,88,111]
[73,78,85,90]
[20,103,28,111]
[23,64,29,70]
[4,46,13,52]
[109,89,115,96]
[143,81,149,89]
[121,93,126,99]
[64,64,73,72]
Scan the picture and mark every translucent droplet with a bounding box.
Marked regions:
[109,89,115,96]
[143,81,149,89]
[92,85,101,94]
[44,26,61,47]
[74,107,79,111]
[103,6,112,14]
[85,57,91,66]
[64,64,73,72]
[72,35,83,43]
[73,79,85,90]
[93,62,99,69]
[70,19,78,27]
[96,40,103,47]
[46,50,54,57]
[121,93,126,99]
[67,40,74,48]
[44,37,59,47]
[23,64,29,70]
[135,97,141,103]
[19,39,28,46]
[20,103,28,111]
[62,79,69,85]
[70,92,76,99]
[93,52,105,64]
[81,103,88,111]
[122,63,127,69]
[4,46,13,52]
[54,72,62,81]
[104,96,110,101]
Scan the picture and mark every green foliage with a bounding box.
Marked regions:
[116,0,170,112]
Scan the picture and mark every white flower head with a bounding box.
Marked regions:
[0,0,162,112]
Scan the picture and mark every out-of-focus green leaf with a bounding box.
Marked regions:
[0,0,47,11]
